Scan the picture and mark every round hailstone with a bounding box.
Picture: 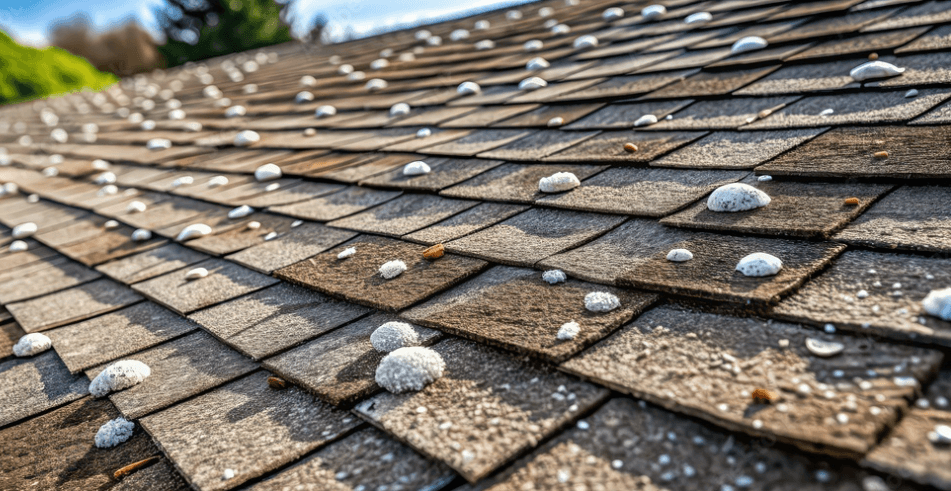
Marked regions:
[685,12,712,24]
[83,123,99,134]
[26,194,39,203]
[735,253,783,277]
[543,269,567,284]
[337,247,356,259]
[183,121,203,132]
[403,161,431,176]
[338,64,355,75]
[131,229,152,242]
[666,249,693,262]
[557,321,580,340]
[243,83,259,94]
[141,120,156,131]
[126,201,147,213]
[12,222,37,239]
[42,167,59,177]
[13,333,52,357]
[379,260,407,279]
[551,24,571,35]
[922,288,951,321]
[731,36,768,55]
[225,105,247,118]
[296,91,315,104]
[207,175,229,188]
[526,57,550,71]
[365,78,388,91]
[185,267,208,280]
[426,35,442,46]
[905,89,919,98]
[146,138,172,151]
[850,61,905,82]
[50,128,68,143]
[474,20,490,30]
[524,39,544,51]
[641,4,667,20]
[315,105,337,118]
[450,29,470,41]
[97,184,118,196]
[415,29,432,40]
[254,163,282,182]
[389,103,411,117]
[804,337,845,358]
[234,130,260,147]
[370,58,389,70]
[538,7,553,17]
[246,221,261,230]
[539,172,581,193]
[375,347,445,393]
[457,81,481,95]
[707,183,771,212]
[585,291,621,312]
[603,7,624,20]
[300,75,318,87]
[416,128,432,138]
[474,40,495,50]
[168,109,186,120]
[398,52,416,62]
[371,321,421,352]
[633,114,658,127]
[9,240,28,252]
[89,360,151,397]
[104,220,119,229]
[229,205,254,219]
[758,175,773,182]
[573,35,598,49]
[95,417,135,448]
[2,182,17,194]
[929,424,951,445]
[519,77,548,91]
[506,10,523,20]
[176,223,212,241]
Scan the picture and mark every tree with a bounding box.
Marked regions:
[155,0,294,67]
[50,15,162,77]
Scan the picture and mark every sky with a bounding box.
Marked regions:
[0,0,527,46]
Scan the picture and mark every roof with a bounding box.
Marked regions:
[1,0,950,490]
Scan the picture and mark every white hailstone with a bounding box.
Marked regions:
[171,176,193,188]
[146,138,172,150]
[379,260,407,279]
[207,175,229,188]
[337,247,356,259]
[415,29,432,40]
[547,116,565,127]
[228,205,254,219]
[202,85,222,99]
[214,116,254,138]
[474,20,490,30]
[42,167,59,177]
[819,108,835,117]
[13,333,52,357]
[25,194,39,203]
[183,121,203,132]
[12,222,37,239]
[375,347,445,393]
[685,12,712,24]
[371,321,421,352]
[457,81,482,95]
[315,105,337,118]
[526,57,550,71]
[603,7,624,20]
[403,161,431,176]
[131,229,152,242]
[89,360,151,397]
[905,89,919,98]
[185,267,209,280]
[95,418,134,448]
[735,253,783,277]
[345,71,363,82]
[300,75,318,87]
[929,424,951,445]
[50,128,68,143]
[707,183,771,212]
[379,48,393,57]
[519,77,548,91]
[757,175,772,182]
[254,163,282,182]
[166,98,182,109]
[666,249,693,262]
[242,221,260,231]
[141,120,156,131]
[642,4,667,20]
[176,223,212,241]
[922,288,951,321]
[126,201,147,213]
[551,24,571,35]
[295,91,315,104]
[573,35,598,49]
[557,321,581,340]
[291,220,303,228]
[474,39,496,50]
[370,58,389,70]
[243,83,259,94]
[168,108,187,120]
[805,337,845,358]
[389,103,411,117]
[506,10,523,20]
[450,29,470,41]
[524,39,544,51]
[416,128,432,138]
[850,61,905,82]
[539,172,581,193]
[543,269,567,284]
[104,220,119,229]
[82,123,99,134]
[585,291,620,312]
[49,154,64,164]
[538,7,554,17]
[263,232,278,241]
[9,240,28,252]
[127,113,144,124]
[633,114,658,127]
[336,64,355,76]
[398,52,416,62]
[365,78,388,91]
[731,36,768,55]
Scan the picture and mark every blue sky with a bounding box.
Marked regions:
[0,0,526,46]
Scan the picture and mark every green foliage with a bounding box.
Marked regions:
[157,0,293,67]
[0,30,117,105]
